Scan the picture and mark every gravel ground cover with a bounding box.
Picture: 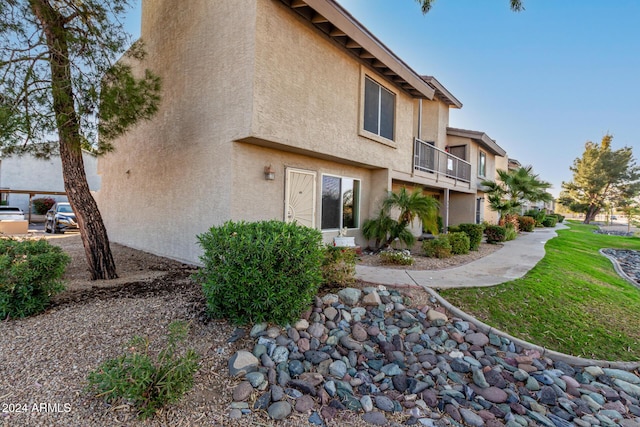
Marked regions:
[3,232,639,427]
[357,243,502,270]
[0,234,430,426]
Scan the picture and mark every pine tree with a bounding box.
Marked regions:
[0,1,161,279]
[560,135,640,224]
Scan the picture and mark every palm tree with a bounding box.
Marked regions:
[363,188,439,249]
[482,166,552,221]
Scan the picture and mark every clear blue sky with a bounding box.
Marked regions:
[124,1,640,197]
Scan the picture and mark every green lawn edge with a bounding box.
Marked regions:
[440,221,640,361]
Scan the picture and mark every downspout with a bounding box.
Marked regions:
[412,99,423,177]
[444,188,450,232]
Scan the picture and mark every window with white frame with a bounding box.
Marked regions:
[321,175,360,230]
[363,76,395,141]
[478,151,487,178]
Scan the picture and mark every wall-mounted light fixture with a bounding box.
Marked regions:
[264,165,275,181]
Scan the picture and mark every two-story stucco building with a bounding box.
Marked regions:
[97,0,508,264]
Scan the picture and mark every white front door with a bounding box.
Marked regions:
[285,168,316,228]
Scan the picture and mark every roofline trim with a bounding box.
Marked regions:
[447,127,507,157]
[283,0,436,99]
[421,75,462,108]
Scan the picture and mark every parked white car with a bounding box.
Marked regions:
[0,206,25,221]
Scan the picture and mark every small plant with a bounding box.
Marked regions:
[524,209,546,227]
[457,223,485,251]
[423,236,452,258]
[322,246,356,288]
[195,220,323,325]
[32,197,56,215]
[363,188,439,249]
[485,225,507,244]
[87,321,199,420]
[447,232,470,255]
[517,215,536,232]
[0,238,70,319]
[542,216,557,227]
[505,224,518,241]
[379,250,414,265]
[501,214,520,233]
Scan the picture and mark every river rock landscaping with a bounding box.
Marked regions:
[602,249,640,287]
[228,286,640,427]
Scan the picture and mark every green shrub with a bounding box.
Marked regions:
[423,236,452,258]
[485,225,507,244]
[447,232,470,255]
[0,238,70,319]
[195,220,323,325]
[518,215,536,232]
[502,214,520,233]
[542,216,557,227]
[447,225,460,233]
[505,226,518,241]
[87,321,199,420]
[457,223,485,251]
[524,209,546,226]
[379,250,414,265]
[322,246,356,288]
[32,197,56,215]
[549,213,565,223]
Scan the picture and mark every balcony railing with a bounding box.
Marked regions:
[414,138,471,183]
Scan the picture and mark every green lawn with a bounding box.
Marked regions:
[439,221,640,361]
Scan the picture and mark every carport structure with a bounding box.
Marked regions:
[0,189,67,223]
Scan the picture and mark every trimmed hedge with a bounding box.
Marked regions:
[542,216,558,227]
[0,238,70,319]
[485,225,507,244]
[518,215,536,232]
[195,220,324,325]
[423,236,452,258]
[457,223,485,251]
[447,232,470,255]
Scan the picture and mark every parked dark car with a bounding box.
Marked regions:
[45,202,78,233]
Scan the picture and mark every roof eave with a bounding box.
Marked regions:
[421,76,463,108]
[279,0,436,99]
[446,127,507,157]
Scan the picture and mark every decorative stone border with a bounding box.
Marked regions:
[385,281,640,370]
[600,248,640,291]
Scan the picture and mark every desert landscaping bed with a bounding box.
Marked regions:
[357,242,502,270]
[1,234,433,426]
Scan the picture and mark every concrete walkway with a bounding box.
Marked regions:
[356,223,568,289]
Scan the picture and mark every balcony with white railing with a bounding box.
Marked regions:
[413,138,471,184]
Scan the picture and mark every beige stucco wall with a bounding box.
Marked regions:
[448,192,476,225]
[97,0,257,264]
[250,0,418,175]
[231,143,376,246]
[97,0,488,264]
[420,99,450,150]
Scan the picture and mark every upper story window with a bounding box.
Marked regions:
[321,175,360,230]
[478,151,487,178]
[363,76,395,141]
